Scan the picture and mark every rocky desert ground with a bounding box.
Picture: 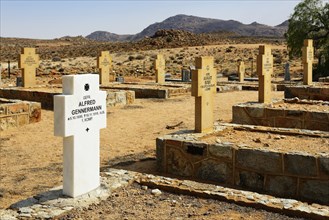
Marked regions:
[0,30,304,82]
[0,32,325,219]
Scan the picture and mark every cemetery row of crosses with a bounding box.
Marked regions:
[0,36,328,219]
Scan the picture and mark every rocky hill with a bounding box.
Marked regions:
[86,14,288,42]
[86,31,133,42]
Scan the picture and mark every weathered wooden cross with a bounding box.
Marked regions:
[54,74,106,197]
[19,48,39,87]
[154,54,165,84]
[257,45,273,104]
[97,51,113,84]
[238,61,245,82]
[192,57,216,133]
[302,39,314,85]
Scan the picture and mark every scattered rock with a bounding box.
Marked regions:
[52,57,61,62]
[151,189,162,196]
[253,138,261,143]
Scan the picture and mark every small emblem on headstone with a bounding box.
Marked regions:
[84,83,90,91]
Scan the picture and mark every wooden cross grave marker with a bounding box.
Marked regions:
[257,45,273,104]
[302,39,314,85]
[18,48,39,87]
[238,61,245,82]
[191,57,217,133]
[154,54,165,84]
[97,51,113,84]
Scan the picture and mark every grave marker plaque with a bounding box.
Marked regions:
[192,57,216,133]
[54,74,106,197]
[302,39,314,85]
[238,61,245,82]
[257,45,273,104]
[18,48,39,87]
[97,51,113,84]
[154,54,165,84]
[181,69,191,82]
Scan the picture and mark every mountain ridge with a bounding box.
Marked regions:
[85,14,288,42]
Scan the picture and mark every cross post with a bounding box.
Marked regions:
[238,61,245,82]
[18,48,39,88]
[54,74,106,197]
[192,57,216,133]
[97,51,113,84]
[302,39,314,85]
[154,54,165,84]
[257,45,273,104]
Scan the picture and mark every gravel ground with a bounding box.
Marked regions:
[55,183,307,220]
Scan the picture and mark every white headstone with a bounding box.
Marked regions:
[54,74,106,197]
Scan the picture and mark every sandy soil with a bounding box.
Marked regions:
[201,128,329,154]
[0,90,284,210]
[272,102,329,112]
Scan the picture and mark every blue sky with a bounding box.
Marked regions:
[1,0,303,39]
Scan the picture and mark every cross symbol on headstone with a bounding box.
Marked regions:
[18,48,39,88]
[257,45,273,104]
[191,56,217,133]
[154,54,166,84]
[97,51,113,84]
[54,74,106,197]
[302,39,314,85]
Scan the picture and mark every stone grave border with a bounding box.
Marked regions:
[156,122,329,205]
[285,85,329,101]
[232,99,329,131]
[0,98,41,131]
[100,83,191,99]
[2,168,328,219]
[0,86,135,110]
